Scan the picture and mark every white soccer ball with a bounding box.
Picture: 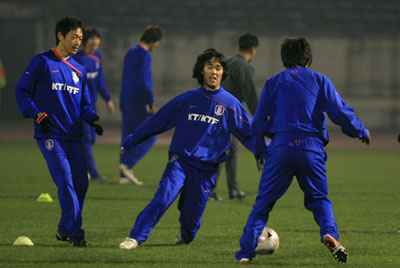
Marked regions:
[255,227,279,255]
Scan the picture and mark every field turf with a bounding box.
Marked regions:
[0,140,399,267]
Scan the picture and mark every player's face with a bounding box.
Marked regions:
[148,41,160,52]
[58,28,83,56]
[203,58,223,91]
[85,37,101,55]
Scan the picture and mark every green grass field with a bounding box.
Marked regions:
[0,140,399,267]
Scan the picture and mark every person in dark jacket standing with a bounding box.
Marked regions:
[210,33,259,200]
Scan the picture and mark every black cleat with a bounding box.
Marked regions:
[56,231,69,242]
[323,234,348,263]
[229,190,246,200]
[70,237,88,247]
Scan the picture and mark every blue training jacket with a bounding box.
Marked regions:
[73,50,111,105]
[122,86,254,164]
[253,67,369,156]
[120,44,153,110]
[15,49,99,141]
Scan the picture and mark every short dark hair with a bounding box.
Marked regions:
[239,33,259,52]
[55,17,83,45]
[280,37,312,68]
[192,48,228,85]
[83,28,101,46]
[140,25,163,43]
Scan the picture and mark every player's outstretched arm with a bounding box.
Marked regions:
[122,95,182,150]
[322,76,370,144]
[251,81,273,158]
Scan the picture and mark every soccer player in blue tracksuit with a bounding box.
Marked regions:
[236,38,370,264]
[119,49,254,249]
[15,17,103,247]
[74,29,115,180]
[119,25,163,185]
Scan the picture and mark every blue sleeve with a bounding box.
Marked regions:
[97,61,111,102]
[15,55,43,118]
[80,74,99,123]
[228,100,254,153]
[138,53,154,104]
[122,95,181,149]
[321,76,369,138]
[252,81,273,157]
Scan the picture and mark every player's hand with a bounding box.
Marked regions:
[120,147,125,154]
[107,100,115,114]
[360,130,371,145]
[256,157,265,172]
[36,112,52,131]
[147,103,158,115]
[92,120,103,136]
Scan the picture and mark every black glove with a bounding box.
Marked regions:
[256,157,265,172]
[36,112,52,131]
[92,121,103,136]
[398,133,400,143]
[360,130,371,145]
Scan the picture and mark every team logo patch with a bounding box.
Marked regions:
[72,71,80,84]
[45,139,54,151]
[214,105,225,116]
[169,154,179,163]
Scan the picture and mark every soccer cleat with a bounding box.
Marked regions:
[236,258,251,264]
[209,192,222,201]
[56,230,69,242]
[91,175,107,181]
[119,177,133,185]
[119,237,139,249]
[119,164,143,185]
[323,234,348,263]
[70,237,88,247]
[229,190,246,200]
[174,234,186,245]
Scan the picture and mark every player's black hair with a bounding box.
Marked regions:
[239,33,259,52]
[192,48,228,85]
[83,28,101,46]
[140,25,163,43]
[280,37,312,68]
[55,17,83,45]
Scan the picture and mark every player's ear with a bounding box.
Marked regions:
[57,31,64,42]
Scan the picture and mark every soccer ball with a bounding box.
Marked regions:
[255,227,279,255]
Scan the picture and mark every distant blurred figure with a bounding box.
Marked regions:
[119,25,163,185]
[210,33,259,201]
[74,28,115,181]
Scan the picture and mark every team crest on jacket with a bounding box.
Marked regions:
[214,105,225,116]
[45,139,54,151]
[72,71,80,84]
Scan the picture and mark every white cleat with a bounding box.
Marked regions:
[119,177,133,185]
[236,258,251,264]
[119,237,139,249]
[174,234,185,245]
[119,164,143,185]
